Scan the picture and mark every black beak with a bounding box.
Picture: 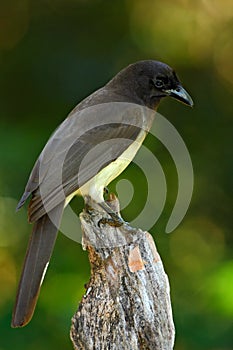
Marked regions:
[165,85,194,107]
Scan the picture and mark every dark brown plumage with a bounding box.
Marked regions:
[12,60,193,327]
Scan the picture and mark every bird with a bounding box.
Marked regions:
[12,60,193,328]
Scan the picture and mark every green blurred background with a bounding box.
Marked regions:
[0,0,232,349]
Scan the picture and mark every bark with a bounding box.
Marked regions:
[70,194,175,350]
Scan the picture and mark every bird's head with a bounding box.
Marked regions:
[109,60,194,110]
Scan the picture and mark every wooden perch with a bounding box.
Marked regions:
[70,194,175,350]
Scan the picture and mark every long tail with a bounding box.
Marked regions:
[11,203,64,327]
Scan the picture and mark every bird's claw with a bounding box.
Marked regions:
[98,215,124,227]
[85,203,94,214]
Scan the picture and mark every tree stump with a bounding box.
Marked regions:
[70,194,175,350]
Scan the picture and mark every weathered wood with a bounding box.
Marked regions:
[70,194,175,350]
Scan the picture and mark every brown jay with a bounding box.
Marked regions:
[12,60,193,327]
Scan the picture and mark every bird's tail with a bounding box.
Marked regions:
[11,203,64,327]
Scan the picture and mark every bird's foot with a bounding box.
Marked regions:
[85,203,94,214]
[98,212,125,227]
[97,200,125,227]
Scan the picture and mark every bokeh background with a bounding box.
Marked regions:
[0,0,232,349]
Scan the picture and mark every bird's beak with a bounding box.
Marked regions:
[165,85,194,107]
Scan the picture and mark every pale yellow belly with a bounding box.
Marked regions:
[65,128,147,205]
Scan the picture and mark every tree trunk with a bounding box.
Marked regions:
[70,194,175,350]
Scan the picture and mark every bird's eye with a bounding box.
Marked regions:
[154,79,165,89]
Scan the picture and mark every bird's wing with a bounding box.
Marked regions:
[17,102,155,223]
